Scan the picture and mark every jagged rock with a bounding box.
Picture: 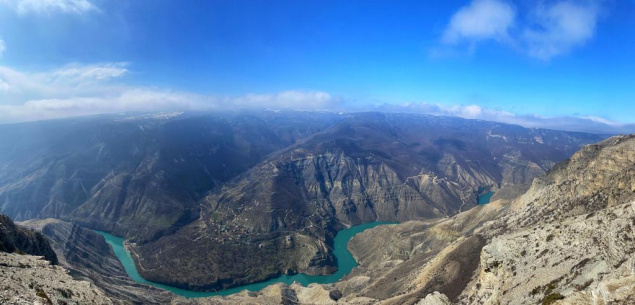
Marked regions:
[416,292,451,305]
[0,214,57,264]
[0,252,113,304]
[460,135,635,305]
[462,201,635,304]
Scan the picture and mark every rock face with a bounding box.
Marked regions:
[133,113,604,290]
[460,134,635,305]
[417,292,452,305]
[0,215,113,304]
[0,252,114,305]
[0,214,57,264]
[464,202,635,305]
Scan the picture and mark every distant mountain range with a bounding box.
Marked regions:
[0,110,608,291]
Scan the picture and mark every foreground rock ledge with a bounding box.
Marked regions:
[0,252,113,305]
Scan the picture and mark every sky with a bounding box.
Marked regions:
[0,0,634,133]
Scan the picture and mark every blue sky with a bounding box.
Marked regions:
[0,0,634,133]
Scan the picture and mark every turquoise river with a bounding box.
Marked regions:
[95,221,395,298]
[478,191,495,205]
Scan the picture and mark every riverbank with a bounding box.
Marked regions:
[96,221,397,298]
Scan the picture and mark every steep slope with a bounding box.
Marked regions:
[134,113,605,290]
[327,198,511,304]
[20,218,175,304]
[0,214,57,264]
[0,214,112,304]
[0,111,342,242]
[460,134,635,305]
[336,135,635,305]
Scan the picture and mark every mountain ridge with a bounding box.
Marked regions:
[128,111,607,290]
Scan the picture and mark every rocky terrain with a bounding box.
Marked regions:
[0,215,114,304]
[201,134,635,304]
[0,252,115,305]
[131,112,604,290]
[0,121,632,305]
[0,214,57,264]
[461,134,635,304]
[20,218,175,304]
[0,111,613,296]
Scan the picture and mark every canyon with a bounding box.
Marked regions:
[1,111,631,304]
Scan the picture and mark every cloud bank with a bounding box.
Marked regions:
[0,63,339,123]
[441,0,602,60]
[0,62,631,134]
[372,103,635,134]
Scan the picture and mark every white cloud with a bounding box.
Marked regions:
[579,115,623,126]
[0,90,199,122]
[0,39,5,57]
[0,63,129,104]
[373,102,635,134]
[229,91,336,110]
[441,0,603,60]
[51,62,129,82]
[0,78,9,93]
[0,89,338,124]
[442,0,515,44]
[0,0,96,15]
[0,63,340,123]
[523,1,600,60]
[1,63,627,134]
[0,63,190,122]
[450,104,483,118]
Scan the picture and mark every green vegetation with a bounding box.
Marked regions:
[542,293,564,305]
[36,289,53,305]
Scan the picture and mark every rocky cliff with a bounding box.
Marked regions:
[20,218,174,304]
[461,134,635,305]
[0,214,113,304]
[0,214,57,264]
